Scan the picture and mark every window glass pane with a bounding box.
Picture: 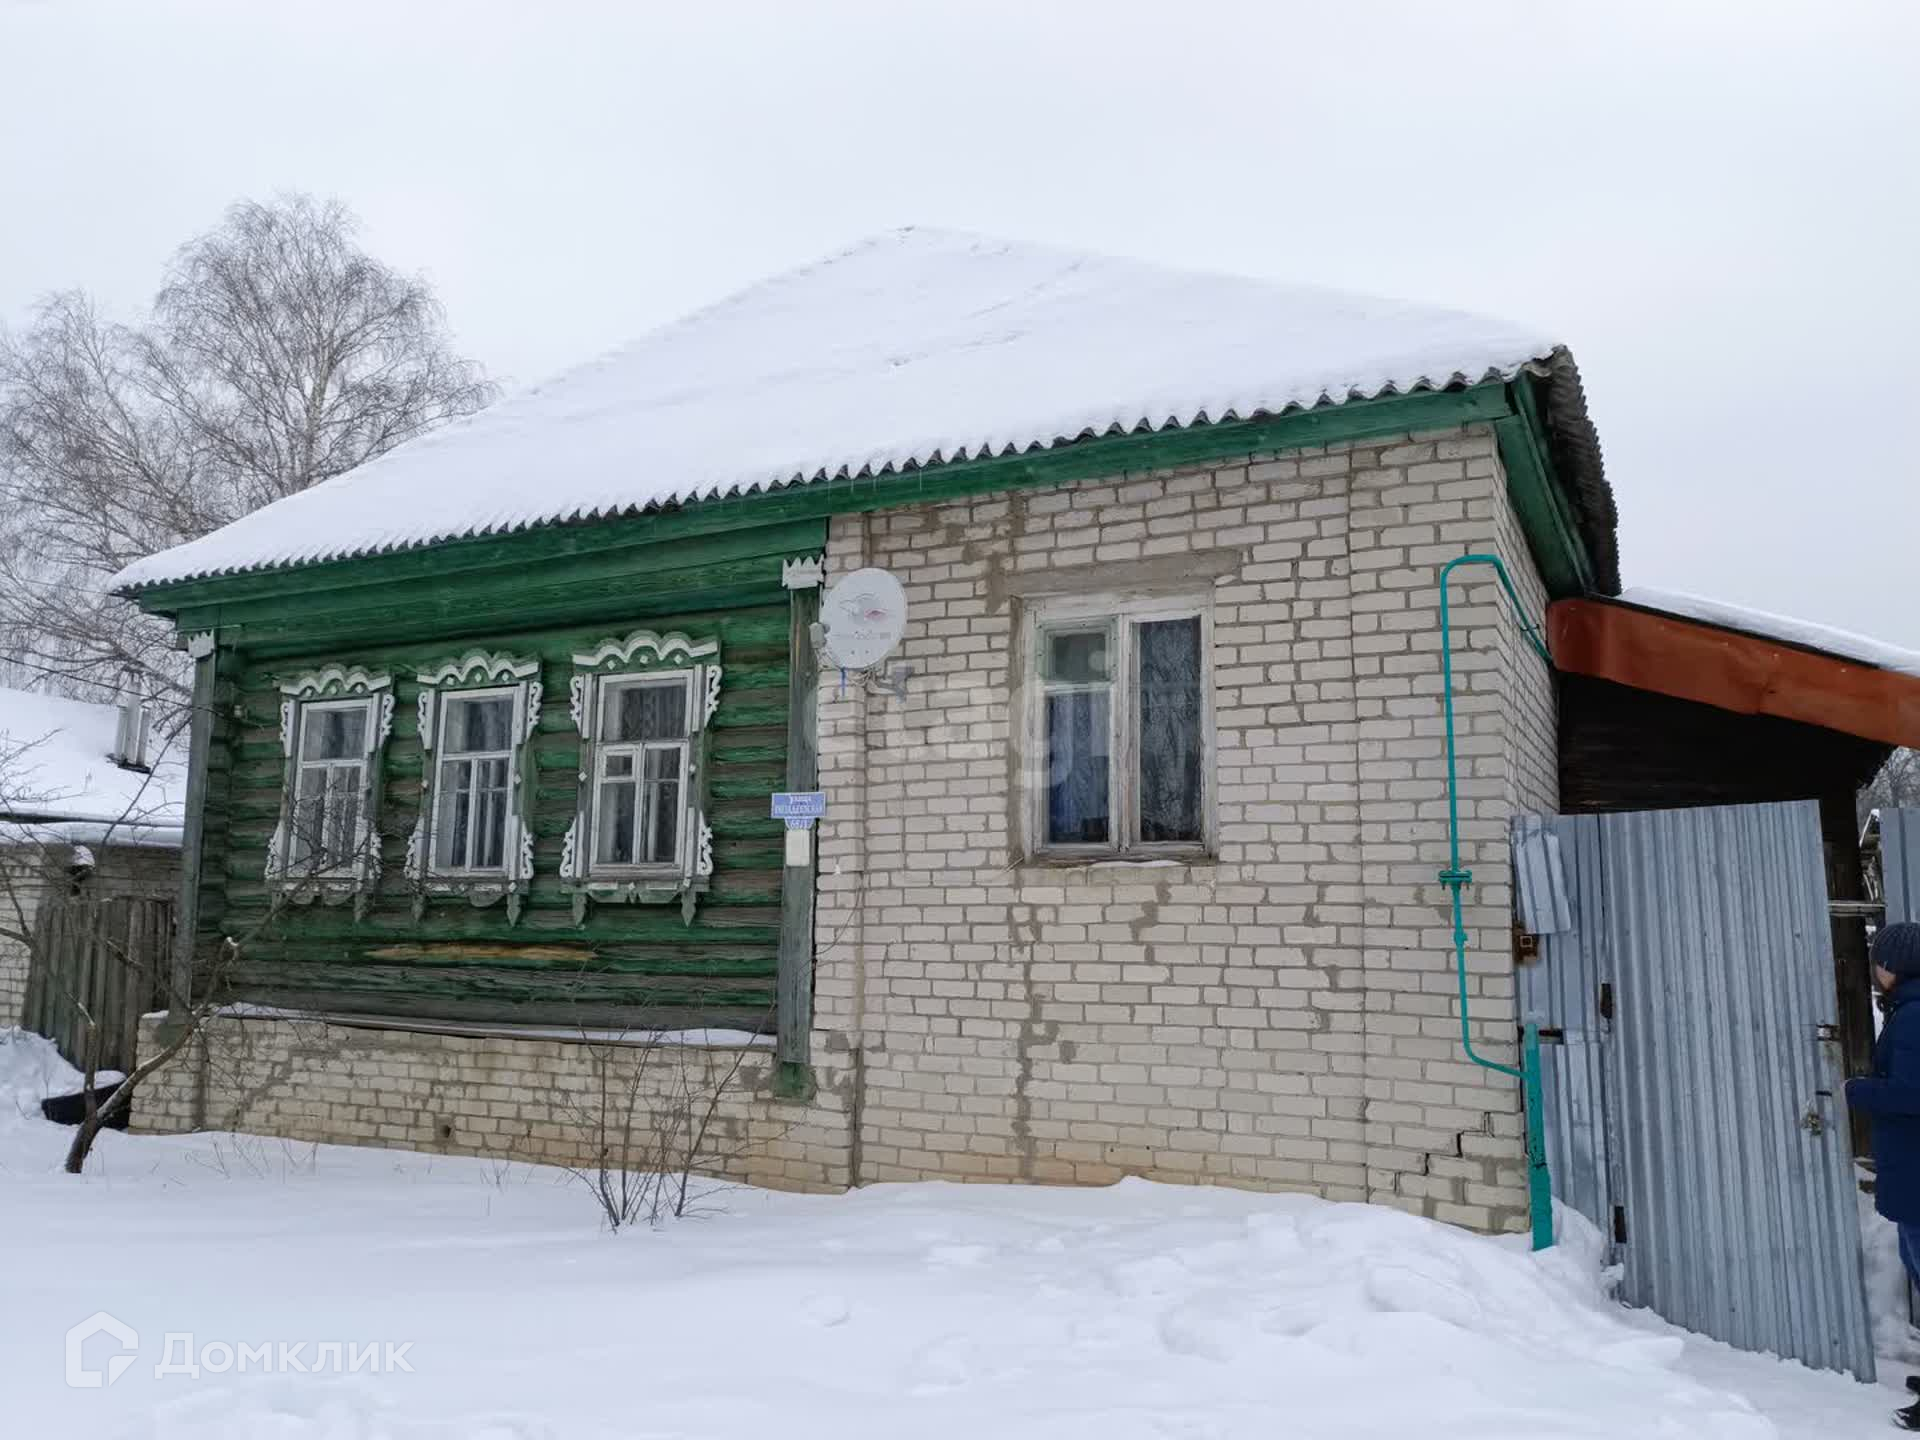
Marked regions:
[445,695,513,754]
[644,781,680,863]
[640,747,681,864]
[434,759,469,868]
[325,768,362,863]
[301,704,366,761]
[1045,691,1110,845]
[1138,617,1204,843]
[596,778,637,865]
[590,745,685,870]
[603,680,687,743]
[290,762,364,870]
[473,756,509,869]
[1044,629,1111,686]
[295,767,328,810]
[290,767,326,867]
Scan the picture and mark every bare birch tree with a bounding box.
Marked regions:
[0,193,495,707]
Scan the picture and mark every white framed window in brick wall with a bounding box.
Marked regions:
[1021,595,1213,860]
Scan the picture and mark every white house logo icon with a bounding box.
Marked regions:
[65,1311,138,1388]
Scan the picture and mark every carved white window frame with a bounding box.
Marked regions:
[267,666,395,911]
[405,650,542,919]
[560,630,720,921]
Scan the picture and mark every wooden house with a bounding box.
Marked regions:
[112,228,1912,1231]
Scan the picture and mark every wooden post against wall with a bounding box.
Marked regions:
[774,569,821,1099]
[169,632,218,1024]
[1821,790,1875,1157]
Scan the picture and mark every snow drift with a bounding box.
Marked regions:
[0,1027,1900,1437]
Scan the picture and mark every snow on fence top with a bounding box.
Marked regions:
[0,688,185,845]
[113,226,1565,591]
[1619,587,1920,679]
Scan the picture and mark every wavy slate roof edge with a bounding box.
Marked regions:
[1535,349,1617,595]
[116,358,1613,593]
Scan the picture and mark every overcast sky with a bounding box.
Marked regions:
[3,0,1915,643]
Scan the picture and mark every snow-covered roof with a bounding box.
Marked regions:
[1617,588,1920,679]
[113,227,1574,591]
[0,689,185,847]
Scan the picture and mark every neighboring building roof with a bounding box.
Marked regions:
[1617,587,1920,680]
[1550,595,1920,750]
[0,689,185,847]
[112,227,1612,593]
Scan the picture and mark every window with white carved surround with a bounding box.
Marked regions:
[406,650,542,920]
[267,666,395,912]
[560,629,720,922]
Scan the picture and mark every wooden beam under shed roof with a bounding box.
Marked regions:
[1549,597,1920,750]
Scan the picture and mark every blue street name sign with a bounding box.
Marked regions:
[770,791,828,824]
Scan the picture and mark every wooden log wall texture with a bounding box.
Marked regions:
[193,520,825,1031]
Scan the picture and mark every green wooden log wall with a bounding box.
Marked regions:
[191,520,823,1030]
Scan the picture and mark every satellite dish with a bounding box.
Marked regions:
[819,568,908,670]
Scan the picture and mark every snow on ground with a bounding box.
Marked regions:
[0,1028,1907,1439]
[1861,1175,1920,1369]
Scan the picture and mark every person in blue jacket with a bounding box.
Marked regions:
[1849,922,1920,1429]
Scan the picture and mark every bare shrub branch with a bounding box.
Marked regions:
[553,1002,780,1232]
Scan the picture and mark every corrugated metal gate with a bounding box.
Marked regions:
[1879,807,1920,925]
[1516,800,1875,1379]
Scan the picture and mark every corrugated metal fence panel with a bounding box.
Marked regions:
[1516,801,1875,1380]
[1882,808,1920,924]
[1601,801,1873,1379]
[1517,813,1611,1232]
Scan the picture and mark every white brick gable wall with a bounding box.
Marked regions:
[811,422,1553,1229]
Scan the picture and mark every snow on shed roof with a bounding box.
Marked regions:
[1617,588,1920,679]
[0,689,185,846]
[114,227,1570,592]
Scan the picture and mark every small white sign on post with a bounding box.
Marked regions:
[772,791,826,868]
[784,827,812,867]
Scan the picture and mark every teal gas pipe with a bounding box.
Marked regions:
[1436,553,1555,1251]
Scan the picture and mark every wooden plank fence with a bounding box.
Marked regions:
[22,895,174,1077]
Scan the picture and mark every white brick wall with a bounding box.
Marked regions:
[134,1012,853,1192]
[0,854,42,1028]
[813,423,1551,1229]
[132,420,1560,1233]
